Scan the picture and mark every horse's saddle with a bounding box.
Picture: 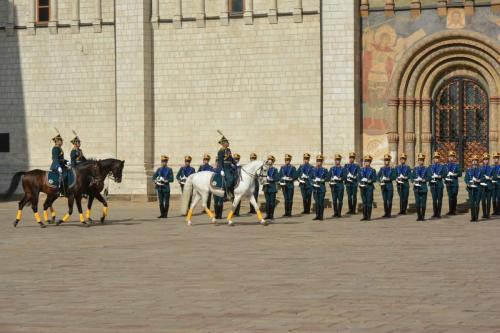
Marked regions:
[209,173,224,192]
[47,169,77,189]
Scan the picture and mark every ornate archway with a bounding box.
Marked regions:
[387,30,500,165]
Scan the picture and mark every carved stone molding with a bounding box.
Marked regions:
[387,132,399,144]
[405,132,416,143]
[421,132,433,143]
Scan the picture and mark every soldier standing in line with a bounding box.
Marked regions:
[378,154,396,218]
[344,152,360,215]
[480,153,496,219]
[297,153,313,214]
[429,152,447,218]
[412,153,431,221]
[465,155,483,222]
[263,155,279,221]
[329,154,346,218]
[248,153,259,214]
[310,154,330,221]
[358,155,377,221]
[152,155,174,219]
[395,153,411,215]
[198,154,214,211]
[493,153,500,215]
[444,151,462,215]
[176,155,195,192]
[279,154,297,217]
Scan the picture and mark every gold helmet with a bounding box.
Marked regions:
[161,155,169,162]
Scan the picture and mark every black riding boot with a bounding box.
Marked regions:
[337,203,342,217]
[368,206,372,221]
[332,202,338,218]
[360,206,366,221]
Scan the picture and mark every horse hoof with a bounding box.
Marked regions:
[39,223,46,228]
[261,220,268,226]
[13,221,18,228]
[56,220,63,226]
[81,222,91,228]
[187,221,192,226]
[228,220,234,226]
[211,218,217,224]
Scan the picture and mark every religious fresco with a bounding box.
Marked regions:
[361,6,499,163]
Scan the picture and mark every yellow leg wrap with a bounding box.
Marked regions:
[103,207,108,217]
[227,210,234,221]
[79,214,85,223]
[34,212,41,223]
[43,210,49,222]
[256,210,263,221]
[85,209,91,219]
[50,207,56,217]
[204,208,214,218]
[62,213,71,222]
[16,210,22,221]
[186,208,193,221]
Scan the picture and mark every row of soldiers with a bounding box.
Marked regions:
[153,150,500,223]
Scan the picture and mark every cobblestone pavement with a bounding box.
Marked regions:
[1,197,500,333]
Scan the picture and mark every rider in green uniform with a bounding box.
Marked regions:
[217,135,237,200]
[70,135,87,167]
[51,134,69,195]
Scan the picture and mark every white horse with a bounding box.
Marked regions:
[180,160,270,226]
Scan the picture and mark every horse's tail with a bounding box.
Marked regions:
[180,175,194,215]
[4,171,26,199]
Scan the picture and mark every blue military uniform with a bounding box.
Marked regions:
[297,153,313,214]
[344,153,361,214]
[429,153,447,218]
[69,136,86,167]
[279,154,297,217]
[50,134,69,195]
[176,156,196,193]
[465,157,483,222]
[444,152,462,216]
[329,154,346,218]
[395,155,412,215]
[263,156,280,220]
[378,154,396,218]
[493,153,500,215]
[152,155,174,218]
[198,154,214,211]
[358,156,377,221]
[412,154,431,221]
[310,155,330,221]
[480,153,496,218]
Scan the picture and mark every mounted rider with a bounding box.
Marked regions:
[50,132,69,194]
[217,132,237,200]
[70,132,87,167]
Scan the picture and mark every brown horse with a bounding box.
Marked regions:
[5,162,101,228]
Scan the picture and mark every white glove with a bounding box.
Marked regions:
[267,176,273,181]
[314,177,320,182]
[57,167,62,173]
[485,175,491,180]
[361,177,368,182]
[66,161,71,167]
[220,170,225,177]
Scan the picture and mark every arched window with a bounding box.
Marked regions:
[37,0,50,24]
[229,0,244,14]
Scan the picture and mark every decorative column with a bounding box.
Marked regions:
[421,99,433,161]
[173,0,182,28]
[6,0,15,35]
[360,0,369,17]
[269,0,277,24]
[385,0,394,16]
[151,0,159,29]
[49,0,58,34]
[464,0,474,15]
[196,0,205,28]
[293,0,302,23]
[410,0,421,18]
[437,0,447,16]
[387,98,399,162]
[404,98,416,166]
[94,0,102,32]
[490,96,500,153]
[244,0,253,25]
[27,0,36,35]
[220,0,229,25]
[71,0,80,33]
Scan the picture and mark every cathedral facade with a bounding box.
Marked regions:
[0,0,498,197]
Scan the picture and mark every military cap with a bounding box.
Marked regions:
[303,153,311,159]
[334,154,342,160]
[448,151,457,157]
[184,155,192,162]
[250,153,257,160]
[218,136,229,145]
[417,153,426,160]
[384,154,391,161]
[363,155,373,161]
[52,134,63,142]
[494,152,500,159]
[433,152,441,159]
[234,153,241,160]
[349,152,356,158]
[161,155,169,161]
[203,154,211,160]
[482,152,490,159]
[267,155,276,162]
[400,153,407,159]
[285,154,292,160]
[471,155,479,161]
[70,136,80,144]
[316,154,324,161]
